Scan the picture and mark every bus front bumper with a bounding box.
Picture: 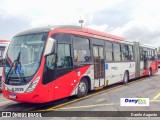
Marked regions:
[2,89,50,103]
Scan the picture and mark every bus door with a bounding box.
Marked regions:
[54,43,76,100]
[53,34,76,100]
[143,51,148,70]
[93,45,105,87]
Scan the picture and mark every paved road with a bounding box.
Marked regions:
[0,70,160,119]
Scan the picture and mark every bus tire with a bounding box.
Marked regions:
[77,78,88,98]
[148,68,152,77]
[123,71,129,84]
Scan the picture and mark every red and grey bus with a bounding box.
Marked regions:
[2,25,158,103]
[0,40,10,91]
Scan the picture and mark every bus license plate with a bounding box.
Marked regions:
[9,94,16,99]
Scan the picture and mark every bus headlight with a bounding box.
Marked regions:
[26,76,40,92]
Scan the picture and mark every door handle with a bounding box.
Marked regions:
[55,86,59,89]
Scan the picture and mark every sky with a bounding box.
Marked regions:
[0,0,160,47]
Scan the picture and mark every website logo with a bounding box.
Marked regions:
[120,98,149,106]
[2,112,11,117]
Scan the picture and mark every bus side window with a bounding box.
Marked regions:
[122,44,129,61]
[140,47,143,61]
[151,49,155,60]
[73,36,91,63]
[45,34,58,70]
[105,41,113,62]
[56,44,72,68]
[148,49,151,61]
[128,45,134,60]
[46,54,56,70]
[113,43,121,61]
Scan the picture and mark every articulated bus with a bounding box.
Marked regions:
[2,25,158,103]
[0,40,10,91]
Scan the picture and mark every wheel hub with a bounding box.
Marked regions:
[79,82,86,93]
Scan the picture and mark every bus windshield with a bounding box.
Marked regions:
[4,33,48,80]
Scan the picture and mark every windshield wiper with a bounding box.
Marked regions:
[6,60,16,84]
[15,52,26,84]
[6,52,26,84]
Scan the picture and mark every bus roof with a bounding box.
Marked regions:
[15,25,125,41]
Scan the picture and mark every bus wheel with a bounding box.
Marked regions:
[123,71,129,84]
[77,78,88,98]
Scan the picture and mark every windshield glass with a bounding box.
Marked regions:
[4,33,48,80]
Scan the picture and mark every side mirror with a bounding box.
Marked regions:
[44,38,56,56]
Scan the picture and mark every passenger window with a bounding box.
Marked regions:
[122,45,129,61]
[93,46,98,57]
[140,47,143,61]
[128,45,134,60]
[105,42,113,62]
[57,44,72,68]
[73,36,91,62]
[148,49,152,61]
[99,46,104,59]
[151,49,155,60]
[113,43,121,61]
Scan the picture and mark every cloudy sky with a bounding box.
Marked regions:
[0,0,160,47]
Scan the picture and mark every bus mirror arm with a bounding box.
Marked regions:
[44,38,56,56]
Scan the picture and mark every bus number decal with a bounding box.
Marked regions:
[15,88,24,92]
